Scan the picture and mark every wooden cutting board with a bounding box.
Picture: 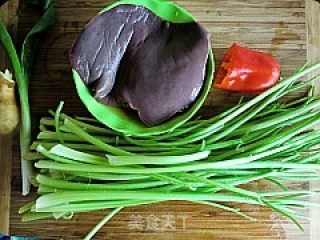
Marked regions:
[2,0,320,239]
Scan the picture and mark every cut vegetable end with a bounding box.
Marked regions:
[55,101,65,143]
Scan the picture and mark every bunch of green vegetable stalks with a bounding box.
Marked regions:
[22,63,320,238]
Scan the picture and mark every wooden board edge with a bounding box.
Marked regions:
[0,0,19,235]
[306,0,320,240]
[0,2,11,235]
[1,0,315,237]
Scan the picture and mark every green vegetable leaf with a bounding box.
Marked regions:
[21,0,56,83]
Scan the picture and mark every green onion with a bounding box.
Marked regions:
[0,0,56,195]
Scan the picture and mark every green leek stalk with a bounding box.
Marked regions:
[0,1,55,195]
[0,19,33,195]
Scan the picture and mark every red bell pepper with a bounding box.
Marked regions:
[214,43,280,93]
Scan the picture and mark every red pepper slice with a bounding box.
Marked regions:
[214,43,280,93]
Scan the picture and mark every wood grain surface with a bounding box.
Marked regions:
[4,0,320,239]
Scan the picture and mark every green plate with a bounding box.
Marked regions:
[72,0,214,136]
